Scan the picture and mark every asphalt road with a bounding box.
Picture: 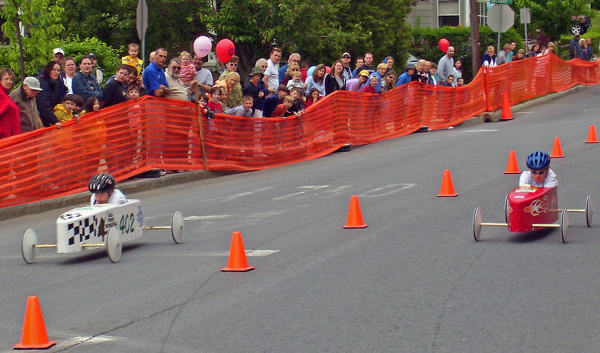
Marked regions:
[1,85,600,352]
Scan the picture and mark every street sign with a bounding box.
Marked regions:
[487,4,515,33]
[136,0,148,40]
[490,0,513,4]
[520,7,531,24]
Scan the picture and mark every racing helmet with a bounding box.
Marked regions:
[88,173,115,193]
[526,151,550,170]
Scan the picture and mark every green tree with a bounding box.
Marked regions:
[60,0,209,61]
[512,0,591,41]
[1,0,65,78]
[197,0,412,77]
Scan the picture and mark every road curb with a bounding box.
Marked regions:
[0,84,592,221]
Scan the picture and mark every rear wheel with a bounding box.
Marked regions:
[170,211,184,244]
[560,209,569,243]
[473,208,482,241]
[585,195,593,228]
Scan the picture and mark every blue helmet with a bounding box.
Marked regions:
[526,151,550,170]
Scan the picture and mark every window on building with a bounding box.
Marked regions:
[439,15,459,27]
[479,2,488,25]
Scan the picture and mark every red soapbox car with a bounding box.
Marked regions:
[473,186,593,243]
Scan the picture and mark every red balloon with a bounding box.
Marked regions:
[325,66,331,74]
[438,38,450,53]
[216,39,235,63]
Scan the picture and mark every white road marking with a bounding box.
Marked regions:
[184,215,230,221]
[297,185,330,190]
[59,335,119,346]
[273,191,306,200]
[322,185,353,195]
[197,250,279,257]
[222,187,272,202]
[245,210,284,219]
[360,183,416,197]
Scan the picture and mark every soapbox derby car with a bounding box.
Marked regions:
[21,199,184,263]
[473,186,592,243]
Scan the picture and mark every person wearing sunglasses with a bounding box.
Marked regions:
[519,151,558,188]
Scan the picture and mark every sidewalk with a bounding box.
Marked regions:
[0,84,589,221]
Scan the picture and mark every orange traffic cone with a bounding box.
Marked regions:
[437,169,458,197]
[14,296,56,350]
[343,195,367,228]
[504,150,521,174]
[500,92,513,121]
[221,231,254,272]
[586,125,599,143]
[550,137,565,158]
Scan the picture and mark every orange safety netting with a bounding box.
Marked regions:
[0,53,598,209]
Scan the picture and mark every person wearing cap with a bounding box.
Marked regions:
[88,53,104,85]
[72,55,103,102]
[396,63,416,86]
[340,52,352,81]
[53,48,65,67]
[345,69,369,92]
[243,67,269,117]
[570,34,582,59]
[9,77,44,133]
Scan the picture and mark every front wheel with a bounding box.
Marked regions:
[106,227,122,263]
[571,24,583,35]
[21,228,38,264]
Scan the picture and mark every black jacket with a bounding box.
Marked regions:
[36,76,63,126]
[324,74,346,96]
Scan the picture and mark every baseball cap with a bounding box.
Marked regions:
[53,48,65,55]
[359,70,370,77]
[23,77,43,91]
[88,53,97,58]
[342,52,351,58]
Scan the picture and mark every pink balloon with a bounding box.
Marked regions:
[216,39,235,63]
[325,66,331,74]
[438,38,450,53]
[193,36,212,58]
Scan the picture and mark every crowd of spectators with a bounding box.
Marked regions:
[0,36,596,138]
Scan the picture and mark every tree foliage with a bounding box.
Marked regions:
[1,0,65,78]
[197,0,412,75]
[60,0,209,61]
[511,0,592,41]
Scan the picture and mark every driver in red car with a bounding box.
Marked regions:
[519,151,559,188]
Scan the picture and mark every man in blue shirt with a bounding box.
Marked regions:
[142,48,169,97]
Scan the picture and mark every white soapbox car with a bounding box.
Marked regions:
[21,199,184,263]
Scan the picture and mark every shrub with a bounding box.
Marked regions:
[53,36,123,84]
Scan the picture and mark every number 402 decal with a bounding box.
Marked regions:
[119,213,135,234]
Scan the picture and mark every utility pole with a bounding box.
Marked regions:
[470,0,481,74]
